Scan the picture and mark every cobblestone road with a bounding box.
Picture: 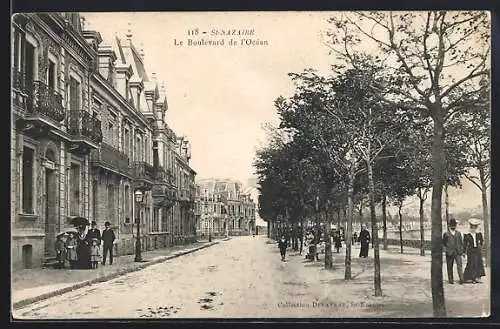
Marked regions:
[14,236,489,319]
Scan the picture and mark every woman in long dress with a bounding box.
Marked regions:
[76,225,92,269]
[463,218,486,283]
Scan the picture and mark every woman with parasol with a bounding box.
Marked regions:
[72,217,92,269]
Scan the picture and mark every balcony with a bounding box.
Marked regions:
[152,166,178,208]
[132,161,155,191]
[66,110,103,155]
[90,142,131,176]
[13,76,66,138]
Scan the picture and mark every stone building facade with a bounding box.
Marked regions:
[11,13,197,270]
[195,178,256,238]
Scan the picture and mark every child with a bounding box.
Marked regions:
[66,232,78,269]
[90,238,101,269]
[55,234,66,269]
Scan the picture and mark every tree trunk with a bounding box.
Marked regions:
[366,157,382,297]
[399,202,403,254]
[367,153,382,297]
[267,221,270,238]
[382,195,388,250]
[345,165,355,280]
[479,166,490,268]
[359,201,363,226]
[444,183,450,225]
[299,217,304,255]
[430,111,446,317]
[338,208,342,231]
[325,209,333,269]
[419,189,426,256]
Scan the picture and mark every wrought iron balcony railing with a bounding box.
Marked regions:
[132,161,155,182]
[90,142,130,173]
[67,110,103,143]
[21,79,66,122]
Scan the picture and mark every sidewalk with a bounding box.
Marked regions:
[11,240,221,309]
[280,241,490,317]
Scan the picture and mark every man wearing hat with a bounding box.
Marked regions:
[101,221,116,265]
[442,218,464,284]
[86,221,102,245]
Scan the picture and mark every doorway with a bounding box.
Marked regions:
[22,244,33,269]
[44,168,57,257]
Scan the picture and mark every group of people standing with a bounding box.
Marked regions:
[443,217,486,284]
[55,221,116,270]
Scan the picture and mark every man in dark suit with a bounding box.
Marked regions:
[101,221,116,265]
[442,218,464,284]
[86,221,101,245]
[359,224,370,258]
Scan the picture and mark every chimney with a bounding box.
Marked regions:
[97,44,116,81]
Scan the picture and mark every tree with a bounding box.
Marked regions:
[457,99,490,266]
[326,11,490,316]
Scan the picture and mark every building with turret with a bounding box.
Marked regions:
[11,13,197,270]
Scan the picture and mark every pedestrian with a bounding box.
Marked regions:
[87,221,102,245]
[90,238,101,269]
[463,218,486,284]
[442,218,464,284]
[334,231,342,253]
[352,232,358,245]
[55,234,66,269]
[101,221,116,266]
[65,232,78,269]
[278,235,288,261]
[359,224,370,258]
[76,224,92,269]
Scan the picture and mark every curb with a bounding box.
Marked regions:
[12,241,219,310]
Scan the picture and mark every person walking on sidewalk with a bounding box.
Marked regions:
[442,218,464,284]
[90,238,101,269]
[101,221,116,266]
[66,232,78,269]
[359,224,370,258]
[463,218,486,284]
[278,235,288,261]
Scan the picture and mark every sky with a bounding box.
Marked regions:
[82,12,486,214]
[83,12,335,185]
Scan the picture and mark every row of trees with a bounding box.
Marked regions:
[254,11,490,317]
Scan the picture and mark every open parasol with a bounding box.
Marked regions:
[71,216,89,227]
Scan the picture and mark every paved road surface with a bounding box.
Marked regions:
[14,236,489,319]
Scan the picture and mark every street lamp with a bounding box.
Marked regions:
[134,189,144,262]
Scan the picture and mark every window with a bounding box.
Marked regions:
[123,128,129,159]
[124,185,130,222]
[107,185,115,224]
[108,122,114,145]
[69,163,80,216]
[24,41,35,84]
[47,59,56,89]
[69,77,81,112]
[22,147,35,214]
[161,209,168,232]
[152,208,160,232]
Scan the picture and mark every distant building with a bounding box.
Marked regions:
[195,178,256,237]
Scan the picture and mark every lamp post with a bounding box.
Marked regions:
[134,189,144,262]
